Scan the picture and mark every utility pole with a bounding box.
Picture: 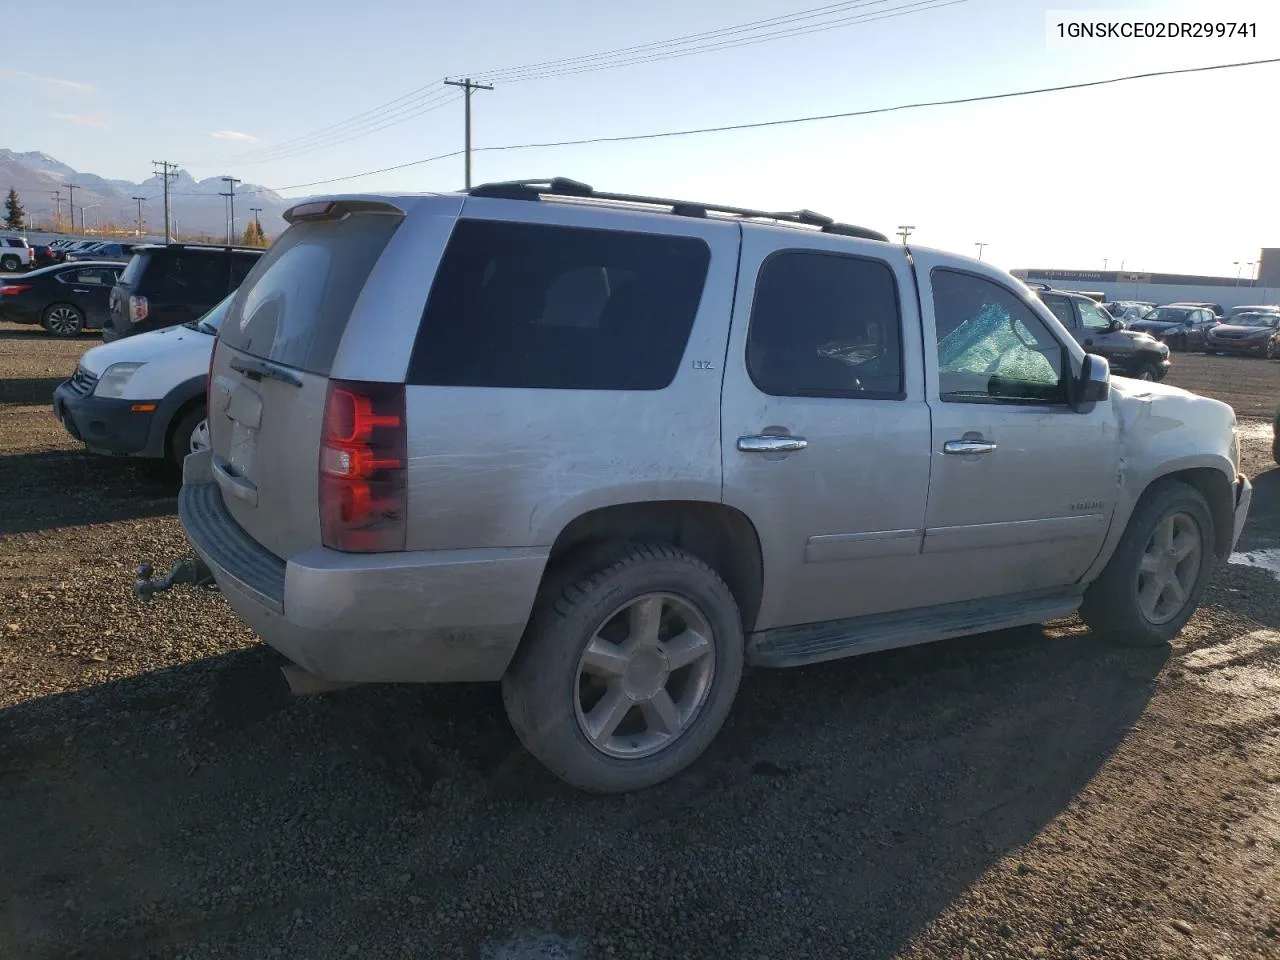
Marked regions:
[249,206,262,229]
[50,191,63,230]
[974,242,987,261]
[443,77,494,189]
[219,177,241,245]
[895,225,914,245]
[152,161,178,243]
[66,184,79,234]
[131,196,146,238]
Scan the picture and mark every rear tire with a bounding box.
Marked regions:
[1081,481,1214,647]
[41,303,84,337]
[502,543,744,793]
[0,255,19,272]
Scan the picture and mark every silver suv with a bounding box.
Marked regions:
[177,178,1253,793]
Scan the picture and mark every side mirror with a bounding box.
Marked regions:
[1075,353,1110,409]
[1108,317,1123,332]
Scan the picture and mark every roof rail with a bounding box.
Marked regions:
[467,178,889,242]
[1022,280,1052,290]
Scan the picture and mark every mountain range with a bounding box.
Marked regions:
[0,149,290,240]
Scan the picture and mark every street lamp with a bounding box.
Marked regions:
[896,225,915,244]
[974,242,988,261]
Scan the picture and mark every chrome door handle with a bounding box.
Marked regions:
[738,435,808,453]
[943,440,997,455]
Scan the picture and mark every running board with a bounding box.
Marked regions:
[746,589,1083,668]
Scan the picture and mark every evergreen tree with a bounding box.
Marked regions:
[3,188,24,231]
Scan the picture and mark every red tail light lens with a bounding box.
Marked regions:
[129,295,149,322]
[319,379,407,552]
[0,284,31,295]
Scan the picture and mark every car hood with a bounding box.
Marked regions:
[78,323,212,377]
[1129,320,1178,332]
[1211,323,1273,336]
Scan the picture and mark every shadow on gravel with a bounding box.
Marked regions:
[0,622,1167,959]
[0,450,176,536]
[0,375,64,405]
[0,326,51,341]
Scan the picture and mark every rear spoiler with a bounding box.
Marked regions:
[283,198,406,224]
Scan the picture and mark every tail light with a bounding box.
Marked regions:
[0,284,31,295]
[128,295,149,323]
[318,379,407,552]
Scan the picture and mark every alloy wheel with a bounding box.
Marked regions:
[1136,511,1202,625]
[46,306,81,336]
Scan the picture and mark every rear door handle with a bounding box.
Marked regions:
[738,435,808,453]
[943,440,997,456]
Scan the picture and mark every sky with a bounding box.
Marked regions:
[4,0,1280,275]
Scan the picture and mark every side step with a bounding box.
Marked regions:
[747,588,1082,668]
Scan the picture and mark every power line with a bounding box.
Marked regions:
[443,78,494,188]
[245,55,1280,196]
[186,0,958,169]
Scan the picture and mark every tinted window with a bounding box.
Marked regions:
[933,269,1067,404]
[230,253,259,287]
[118,253,147,287]
[746,251,902,398]
[1041,295,1077,329]
[219,214,401,376]
[407,220,710,391]
[149,253,229,301]
[70,267,116,285]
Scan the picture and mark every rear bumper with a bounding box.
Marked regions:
[52,380,158,456]
[178,453,547,684]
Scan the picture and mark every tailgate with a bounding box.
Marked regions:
[208,204,403,561]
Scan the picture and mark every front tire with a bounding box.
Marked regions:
[42,303,84,337]
[1081,480,1214,647]
[168,406,209,470]
[502,544,744,793]
[1134,361,1161,381]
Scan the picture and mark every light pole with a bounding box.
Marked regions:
[896,225,915,245]
[1245,262,1256,286]
[974,242,987,261]
[1103,258,1109,270]
[1234,261,1243,285]
[131,196,146,237]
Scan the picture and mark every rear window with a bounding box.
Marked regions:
[407,219,711,391]
[217,214,401,376]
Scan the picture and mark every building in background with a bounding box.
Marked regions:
[1013,249,1280,308]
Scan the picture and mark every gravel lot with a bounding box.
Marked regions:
[1,324,1278,960]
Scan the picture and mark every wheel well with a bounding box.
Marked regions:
[164,394,207,455]
[543,501,765,632]
[1148,468,1235,559]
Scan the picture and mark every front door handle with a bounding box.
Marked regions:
[738,435,808,453]
[943,439,997,456]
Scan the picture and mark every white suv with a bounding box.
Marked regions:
[164,179,1251,793]
[0,236,34,272]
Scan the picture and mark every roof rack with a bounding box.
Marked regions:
[467,178,889,243]
[1022,280,1052,290]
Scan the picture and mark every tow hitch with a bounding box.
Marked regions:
[133,558,217,600]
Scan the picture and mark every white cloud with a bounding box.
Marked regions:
[2,67,93,93]
[210,130,258,143]
[51,112,108,128]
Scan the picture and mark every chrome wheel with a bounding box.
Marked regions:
[1136,511,1202,625]
[574,592,716,760]
[45,305,82,336]
[188,418,210,454]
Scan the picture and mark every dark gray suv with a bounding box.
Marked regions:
[1032,285,1171,381]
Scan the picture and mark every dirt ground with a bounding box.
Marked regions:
[1,323,1278,960]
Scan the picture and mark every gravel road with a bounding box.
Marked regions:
[1,324,1278,960]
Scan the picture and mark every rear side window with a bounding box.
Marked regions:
[230,253,259,287]
[407,220,710,391]
[217,214,401,376]
[118,253,147,286]
[746,251,904,399]
[148,253,229,302]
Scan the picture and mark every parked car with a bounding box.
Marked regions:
[1273,400,1279,465]
[0,236,34,272]
[149,179,1250,794]
[1204,311,1280,358]
[67,241,136,263]
[105,243,262,341]
[1127,304,1219,351]
[1225,304,1279,319]
[0,261,124,336]
[1033,285,1171,379]
[52,240,99,264]
[1103,300,1157,324]
[1175,301,1225,319]
[31,243,56,268]
[53,293,228,468]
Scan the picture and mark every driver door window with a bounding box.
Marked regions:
[1077,299,1113,333]
[931,269,1067,404]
